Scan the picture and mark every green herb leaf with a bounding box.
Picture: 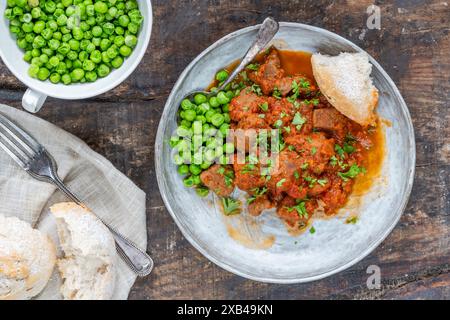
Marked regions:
[292,112,306,128]
[338,164,366,181]
[317,179,328,186]
[309,226,316,234]
[346,216,359,224]
[276,178,286,188]
[221,198,242,215]
[246,63,260,71]
[259,102,269,112]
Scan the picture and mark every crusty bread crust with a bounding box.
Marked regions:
[311,52,379,126]
[0,215,56,300]
[50,202,116,300]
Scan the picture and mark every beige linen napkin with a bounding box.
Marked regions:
[0,104,147,300]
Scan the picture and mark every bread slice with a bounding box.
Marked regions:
[0,215,56,300]
[50,202,116,300]
[311,52,379,126]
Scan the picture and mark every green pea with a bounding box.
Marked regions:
[180,120,191,128]
[178,164,189,175]
[183,109,197,122]
[47,39,60,51]
[209,96,220,108]
[124,34,137,48]
[217,92,230,105]
[49,56,60,67]
[205,110,216,123]
[189,164,202,176]
[70,68,85,81]
[191,175,202,186]
[195,115,206,124]
[224,142,235,154]
[28,65,40,78]
[82,59,95,71]
[222,103,230,113]
[118,15,130,27]
[37,67,50,81]
[85,71,98,82]
[111,56,123,68]
[181,99,194,110]
[49,73,61,84]
[183,176,194,188]
[33,21,45,34]
[211,114,225,127]
[97,64,110,77]
[94,1,108,14]
[196,103,210,115]
[194,93,207,105]
[119,45,131,57]
[176,126,192,138]
[192,121,202,136]
[61,73,72,84]
[216,70,229,82]
[219,123,230,136]
[90,50,102,63]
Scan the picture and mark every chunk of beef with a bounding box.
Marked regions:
[233,159,266,192]
[265,97,296,127]
[249,49,284,95]
[267,150,303,197]
[320,176,353,214]
[200,164,235,197]
[248,195,274,216]
[276,196,317,229]
[284,132,335,175]
[275,75,317,97]
[313,108,349,139]
[229,88,265,122]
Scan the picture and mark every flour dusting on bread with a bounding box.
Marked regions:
[50,202,116,300]
[0,215,56,300]
[311,52,379,126]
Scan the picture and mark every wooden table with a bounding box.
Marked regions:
[1,0,449,300]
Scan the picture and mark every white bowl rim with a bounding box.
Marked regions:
[0,1,153,100]
[155,22,416,284]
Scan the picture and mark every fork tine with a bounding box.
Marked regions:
[0,114,42,155]
[0,131,28,168]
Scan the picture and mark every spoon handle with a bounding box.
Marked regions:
[219,17,279,90]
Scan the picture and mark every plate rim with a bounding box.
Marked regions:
[155,22,416,284]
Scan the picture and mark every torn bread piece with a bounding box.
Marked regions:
[50,202,116,300]
[0,215,56,300]
[311,52,379,126]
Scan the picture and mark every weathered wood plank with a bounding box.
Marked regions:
[0,0,448,300]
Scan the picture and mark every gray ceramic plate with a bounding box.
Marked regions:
[155,23,415,283]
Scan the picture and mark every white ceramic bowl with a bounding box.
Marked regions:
[156,23,416,283]
[0,1,152,113]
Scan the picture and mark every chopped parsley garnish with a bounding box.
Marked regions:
[346,216,359,224]
[273,87,282,99]
[258,114,266,118]
[259,102,269,112]
[294,171,300,179]
[221,198,241,215]
[299,78,310,89]
[246,63,260,71]
[329,155,338,167]
[251,83,262,96]
[301,162,309,170]
[317,179,328,186]
[292,112,306,130]
[311,146,317,155]
[335,144,345,158]
[274,119,283,128]
[247,187,268,204]
[343,142,356,154]
[276,178,286,188]
[284,126,291,133]
[338,164,366,181]
[303,175,317,188]
[242,164,256,173]
[309,226,316,234]
[286,201,308,218]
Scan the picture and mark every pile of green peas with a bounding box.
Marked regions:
[5,0,143,84]
[170,69,238,197]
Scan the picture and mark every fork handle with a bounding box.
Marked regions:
[52,177,154,277]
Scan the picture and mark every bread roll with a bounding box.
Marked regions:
[0,215,56,300]
[50,202,116,300]
[311,52,379,126]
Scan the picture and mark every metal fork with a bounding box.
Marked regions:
[0,113,153,277]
